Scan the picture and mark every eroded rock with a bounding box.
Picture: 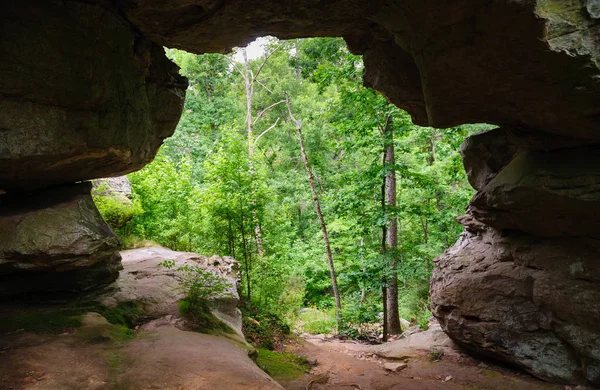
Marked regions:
[112,0,600,138]
[0,182,122,296]
[431,128,600,386]
[0,1,187,190]
[101,246,243,338]
[431,227,600,385]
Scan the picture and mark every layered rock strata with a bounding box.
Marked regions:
[0,1,187,191]
[431,128,600,385]
[0,182,122,296]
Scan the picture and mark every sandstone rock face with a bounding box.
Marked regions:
[431,229,600,385]
[92,176,133,201]
[0,182,122,296]
[114,0,600,138]
[102,247,244,337]
[431,128,600,386]
[0,1,187,190]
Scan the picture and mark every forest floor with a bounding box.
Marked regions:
[277,334,564,390]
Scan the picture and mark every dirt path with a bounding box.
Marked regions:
[278,336,562,390]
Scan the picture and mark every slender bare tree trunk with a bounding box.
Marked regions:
[242,48,265,257]
[286,93,342,323]
[380,148,389,342]
[384,119,402,335]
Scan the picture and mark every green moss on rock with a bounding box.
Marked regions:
[256,348,310,381]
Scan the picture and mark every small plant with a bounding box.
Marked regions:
[160,259,235,334]
[160,259,232,301]
[430,347,444,361]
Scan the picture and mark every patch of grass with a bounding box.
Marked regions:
[76,321,134,344]
[256,348,310,381]
[298,308,337,335]
[0,308,84,335]
[96,301,147,328]
[179,299,235,335]
[429,347,444,361]
[482,369,502,379]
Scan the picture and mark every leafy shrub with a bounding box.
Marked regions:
[242,304,291,351]
[339,293,381,339]
[93,194,143,230]
[160,259,235,334]
[398,281,431,330]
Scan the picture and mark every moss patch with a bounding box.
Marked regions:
[482,369,502,379]
[256,348,310,381]
[178,299,235,335]
[0,308,84,334]
[96,301,147,328]
[75,320,134,345]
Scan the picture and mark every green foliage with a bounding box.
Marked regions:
[242,304,291,351]
[178,299,235,334]
[298,308,337,335]
[118,37,486,337]
[93,193,143,231]
[256,348,310,380]
[160,259,235,334]
[96,301,147,329]
[398,282,432,330]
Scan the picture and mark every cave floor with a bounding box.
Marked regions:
[278,335,563,390]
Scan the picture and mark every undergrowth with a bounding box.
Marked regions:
[256,348,310,380]
[242,303,291,351]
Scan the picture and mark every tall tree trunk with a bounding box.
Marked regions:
[381,148,389,342]
[239,195,251,301]
[286,94,342,323]
[242,48,265,257]
[384,119,402,335]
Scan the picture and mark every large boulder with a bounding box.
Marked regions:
[0,1,187,191]
[0,182,122,296]
[431,227,600,385]
[431,128,600,386]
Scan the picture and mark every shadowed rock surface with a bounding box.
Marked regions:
[1,0,600,386]
[431,128,600,385]
[0,1,187,191]
[0,182,122,297]
[0,247,282,390]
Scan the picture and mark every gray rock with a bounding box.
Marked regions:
[431,227,600,385]
[92,177,133,201]
[588,0,600,18]
[0,1,187,190]
[383,362,407,372]
[0,182,122,296]
[102,246,244,339]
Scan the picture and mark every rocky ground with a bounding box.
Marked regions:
[0,247,281,390]
[0,246,587,390]
[279,325,568,390]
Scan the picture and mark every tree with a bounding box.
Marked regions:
[382,115,402,335]
[286,92,342,324]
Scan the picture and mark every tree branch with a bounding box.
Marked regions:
[253,43,284,82]
[284,92,302,129]
[227,56,245,78]
[253,100,285,125]
[254,118,280,146]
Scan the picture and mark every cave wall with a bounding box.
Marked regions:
[431,128,600,384]
[1,0,600,384]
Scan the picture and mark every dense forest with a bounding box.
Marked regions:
[96,37,491,338]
